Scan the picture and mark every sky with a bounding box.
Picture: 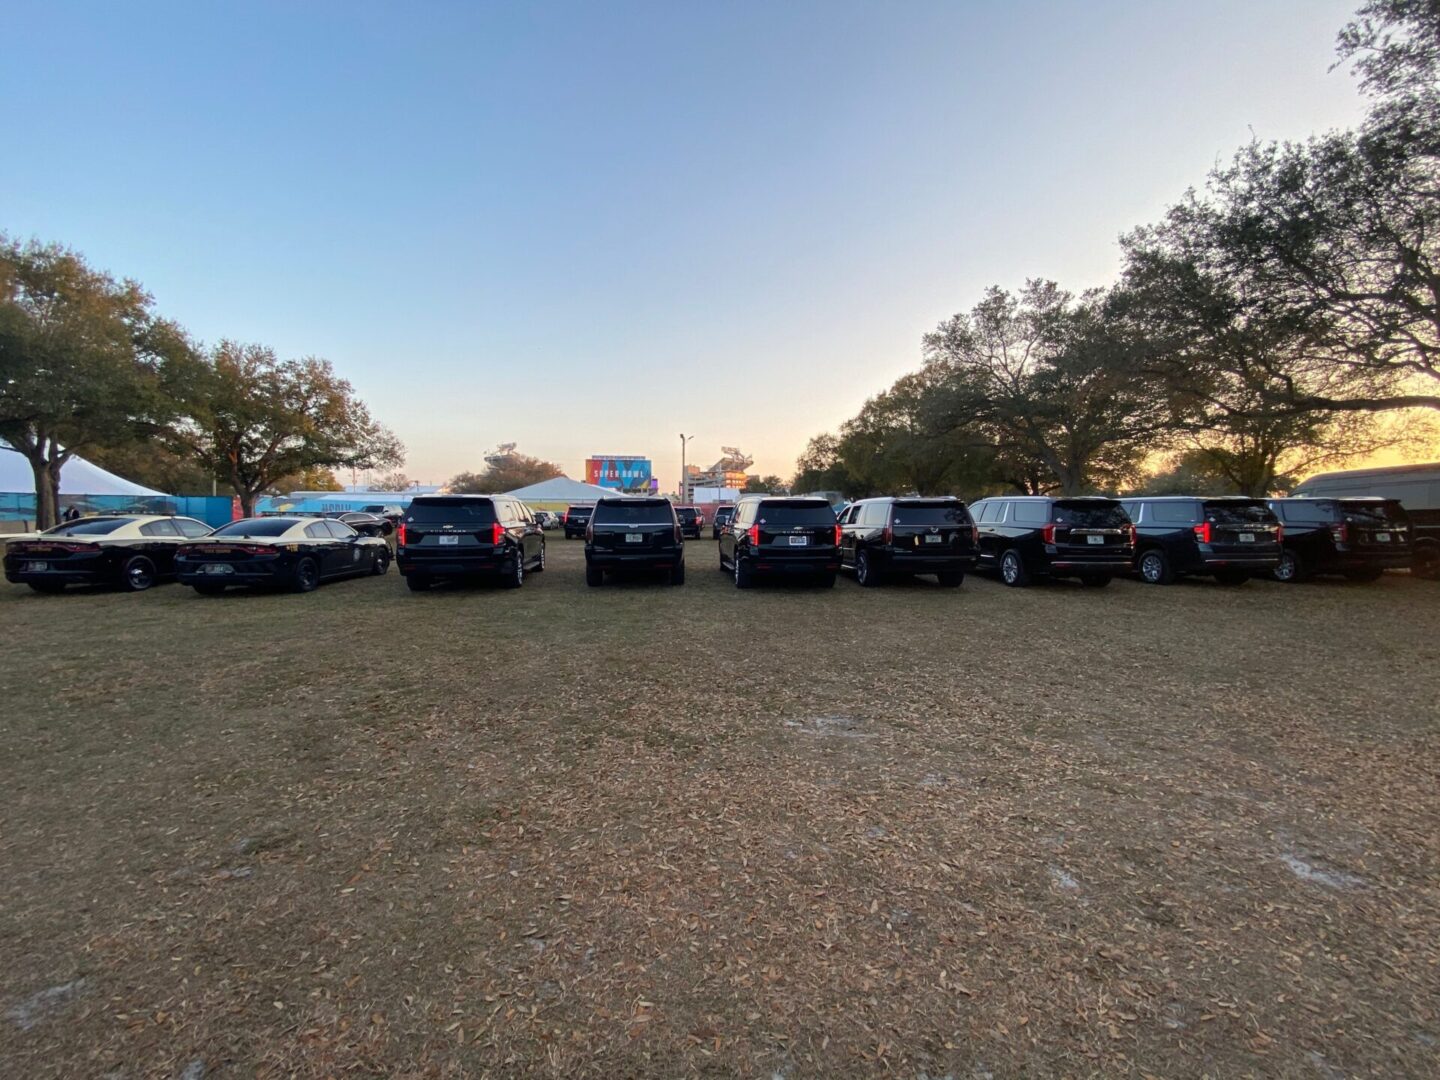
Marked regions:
[0,1,1371,490]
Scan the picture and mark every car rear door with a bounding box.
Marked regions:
[1050,500,1132,557]
[1202,500,1282,556]
[405,498,499,559]
[590,500,677,552]
[752,500,838,559]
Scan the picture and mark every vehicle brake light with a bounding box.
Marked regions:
[1330,522,1349,544]
[492,522,504,545]
[586,523,594,543]
[748,524,760,547]
[882,524,893,544]
[675,523,682,543]
[834,523,842,546]
[1276,523,1284,543]
[397,522,407,547]
[1193,521,1212,544]
[1126,523,1137,547]
[1041,524,1056,544]
[970,524,979,546]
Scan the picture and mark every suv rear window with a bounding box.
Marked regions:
[566,505,593,516]
[676,508,700,520]
[754,500,836,526]
[592,500,674,524]
[714,506,736,521]
[1204,501,1277,525]
[1052,501,1129,528]
[406,498,496,524]
[890,501,972,525]
[1340,499,1407,525]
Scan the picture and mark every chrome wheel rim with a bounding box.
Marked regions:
[1002,553,1018,584]
[127,561,153,590]
[1141,553,1162,582]
[857,553,869,584]
[515,556,524,585]
[1275,553,1294,581]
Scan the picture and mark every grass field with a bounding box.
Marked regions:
[2,537,1438,1078]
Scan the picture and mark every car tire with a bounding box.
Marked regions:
[192,582,226,596]
[1000,549,1029,587]
[1137,548,1173,585]
[292,557,319,593]
[734,554,754,589]
[585,562,603,587]
[1080,574,1112,588]
[28,581,65,594]
[502,550,524,589]
[1414,545,1440,580]
[534,543,546,572]
[856,549,881,588]
[937,571,964,588]
[1344,567,1385,583]
[371,549,390,575]
[405,574,431,592]
[1213,569,1249,586]
[670,561,686,586]
[120,555,157,592]
[1272,548,1307,583]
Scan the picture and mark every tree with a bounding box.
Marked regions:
[791,433,852,494]
[269,466,344,493]
[0,238,194,528]
[175,341,404,515]
[743,474,786,494]
[370,470,413,492]
[446,453,562,494]
[1336,0,1440,101]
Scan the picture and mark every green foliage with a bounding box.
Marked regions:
[743,474,786,494]
[447,454,562,494]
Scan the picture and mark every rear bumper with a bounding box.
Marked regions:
[882,552,978,572]
[177,564,286,586]
[586,549,683,569]
[1048,557,1133,573]
[750,554,838,576]
[1196,554,1280,571]
[1331,550,1413,571]
[397,552,507,577]
[5,564,110,586]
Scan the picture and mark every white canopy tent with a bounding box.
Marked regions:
[0,440,166,496]
[504,476,619,502]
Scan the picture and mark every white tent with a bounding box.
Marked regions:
[504,476,618,502]
[0,440,167,496]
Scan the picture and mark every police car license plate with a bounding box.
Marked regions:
[202,564,234,575]
[26,561,49,571]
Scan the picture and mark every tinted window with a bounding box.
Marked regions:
[972,501,996,523]
[1341,500,1407,524]
[212,518,300,537]
[677,508,700,521]
[1204,501,1277,525]
[715,507,736,523]
[1013,501,1048,524]
[592,500,675,524]
[1053,501,1129,528]
[1279,500,1333,524]
[305,522,332,539]
[566,505,593,518]
[858,502,887,526]
[1152,501,1198,524]
[45,518,129,536]
[756,500,839,526]
[1120,501,1139,521]
[139,520,180,537]
[327,520,358,538]
[175,518,210,538]
[406,499,497,524]
[890,501,972,526]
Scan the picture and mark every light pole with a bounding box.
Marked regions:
[679,433,694,502]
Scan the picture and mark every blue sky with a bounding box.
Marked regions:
[2,1,1367,488]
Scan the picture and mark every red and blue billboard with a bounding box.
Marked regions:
[585,455,653,491]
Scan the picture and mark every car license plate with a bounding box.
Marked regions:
[789,535,809,546]
[1377,532,1392,543]
[439,535,459,545]
[1239,532,1255,543]
[924,534,943,544]
[1087,534,1104,545]
[26,561,49,572]
[202,563,234,575]
[626,533,643,543]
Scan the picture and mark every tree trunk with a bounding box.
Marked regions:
[29,455,58,530]
[238,487,257,517]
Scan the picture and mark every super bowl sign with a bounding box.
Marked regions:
[585,456,653,491]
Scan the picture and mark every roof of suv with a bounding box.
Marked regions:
[981,495,1119,502]
[1127,495,1265,502]
[414,493,496,501]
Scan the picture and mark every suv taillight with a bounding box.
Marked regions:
[1276,523,1284,543]
[586,523,594,543]
[882,523,893,545]
[970,524,979,546]
[675,522,682,543]
[1193,521,1212,544]
[1126,523,1137,547]
[834,523,842,546]
[397,523,407,547]
[1041,523,1056,544]
[492,522,504,545]
[1330,521,1349,544]
[748,524,760,547]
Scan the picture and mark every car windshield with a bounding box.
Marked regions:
[44,518,129,536]
[1341,500,1407,524]
[890,502,971,525]
[755,500,836,526]
[1053,501,1129,528]
[211,518,300,537]
[593,500,673,524]
[1204,501,1277,525]
[406,499,496,524]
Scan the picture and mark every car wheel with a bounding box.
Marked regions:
[1213,569,1249,586]
[856,549,880,588]
[1344,567,1385,583]
[534,543,546,572]
[734,553,753,589]
[1414,545,1440,580]
[405,574,431,592]
[193,582,226,596]
[292,557,319,593]
[670,561,686,586]
[371,549,390,575]
[585,562,603,587]
[121,555,157,592]
[1272,548,1307,583]
[28,581,65,594]
[1137,548,1173,585]
[1000,549,1029,587]
[719,546,727,572]
[1080,574,1112,588]
[937,571,964,588]
[503,550,524,589]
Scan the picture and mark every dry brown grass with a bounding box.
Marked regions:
[1,540,1438,1078]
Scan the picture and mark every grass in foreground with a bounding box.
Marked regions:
[2,540,1438,1077]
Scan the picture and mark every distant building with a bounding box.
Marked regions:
[685,447,752,501]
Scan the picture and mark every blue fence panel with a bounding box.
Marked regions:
[0,492,235,530]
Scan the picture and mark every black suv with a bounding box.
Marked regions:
[719,496,840,588]
[1119,497,1281,585]
[584,497,685,586]
[563,504,594,539]
[1266,497,1413,582]
[711,505,736,539]
[969,496,1135,587]
[837,497,978,587]
[676,506,703,539]
[396,495,546,591]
